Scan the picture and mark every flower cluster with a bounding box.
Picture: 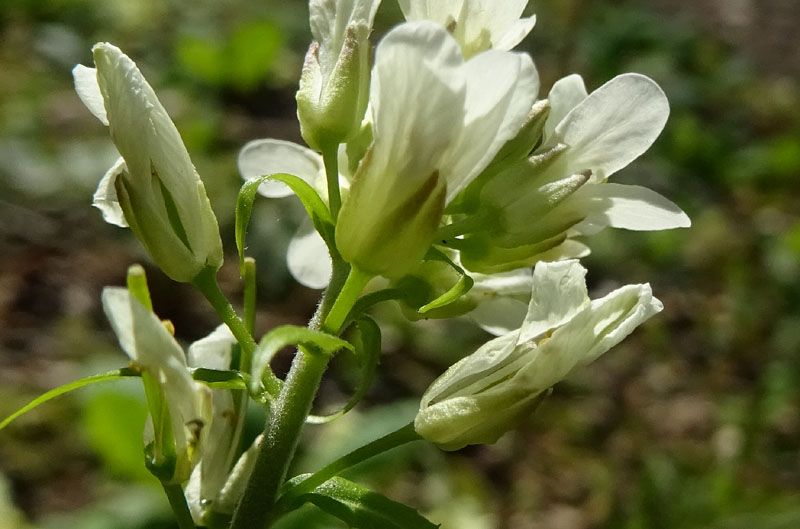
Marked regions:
[55,0,691,526]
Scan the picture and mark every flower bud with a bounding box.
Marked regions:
[102,287,212,483]
[73,43,223,283]
[415,260,662,450]
[296,0,380,150]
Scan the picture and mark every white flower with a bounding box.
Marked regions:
[398,0,536,58]
[297,0,381,149]
[102,287,212,483]
[415,259,663,450]
[336,21,538,278]
[73,43,223,283]
[457,73,690,273]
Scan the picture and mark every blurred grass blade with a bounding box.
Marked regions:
[0,367,140,431]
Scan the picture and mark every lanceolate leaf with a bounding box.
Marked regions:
[286,476,439,529]
[190,367,248,390]
[0,367,140,432]
[308,316,381,424]
[250,325,354,396]
[235,174,336,276]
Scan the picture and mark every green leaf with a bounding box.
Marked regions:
[250,325,353,396]
[190,368,248,390]
[0,368,140,432]
[285,476,439,529]
[417,248,474,314]
[308,316,381,424]
[235,174,335,276]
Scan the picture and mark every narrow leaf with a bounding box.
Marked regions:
[308,316,381,424]
[235,174,335,276]
[417,248,474,314]
[0,368,140,432]
[190,368,248,390]
[250,325,353,395]
[286,476,439,529]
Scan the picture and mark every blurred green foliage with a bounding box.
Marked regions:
[1,0,799,528]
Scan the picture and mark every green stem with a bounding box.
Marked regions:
[228,350,330,529]
[162,483,196,529]
[242,257,257,372]
[278,422,420,504]
[322,142,341,220]
[322,266,373,335]
[192,267,256,364]
[229,263,369,529]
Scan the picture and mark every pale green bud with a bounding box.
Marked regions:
[73,43,223,283]
[336,150,446,279]
[415,260,662,450]
[296,0,380,150]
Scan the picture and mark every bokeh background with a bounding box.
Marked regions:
[1,0,799,528]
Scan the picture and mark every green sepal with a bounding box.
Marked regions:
[281,475,439,529]
[250,325,353,397]
[0,367,140,432]
[307,316,381,424]
[235,173,336,276]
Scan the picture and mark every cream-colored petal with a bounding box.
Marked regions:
[543,73,587,140]
[238,139,326,198]
[72,64,108,125]
[519,259,590,343]
[287,220,332,289]
[92,157,128,227]
[554,73,669,179]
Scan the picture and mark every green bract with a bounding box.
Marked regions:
[414,259,663,450]
[73,43,223,283]
[297,0,381,150]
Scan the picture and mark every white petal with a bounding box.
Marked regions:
[493,15,537,51]
[397,0,463,25]
[287,220,332,289]
[554,73,669,179]
[72,64,108,125]
[310,0,381,75]
[470,297,528,336]
[102,287,210,464]
[369,21,465,205]
[574,183,691,233]
[188,324,236,370]
[92,157,128,227]
[444,49,539,201]
[519,259,590,343]
[543,73,587,140]
[238,139,325,198]
[519,283,662,389]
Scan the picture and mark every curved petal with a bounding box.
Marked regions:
[187,324,235,370]
[72,64,108,125]
[493,15,537,51]
[92,157,128,227]
[554,73,669,179]
[470,297,528,336]
[543,73,587,140]
[444,49,539,201]
[287,220,332,289]
[519,259,590,343]
[238,139,325,198]
[573,183,691,233]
